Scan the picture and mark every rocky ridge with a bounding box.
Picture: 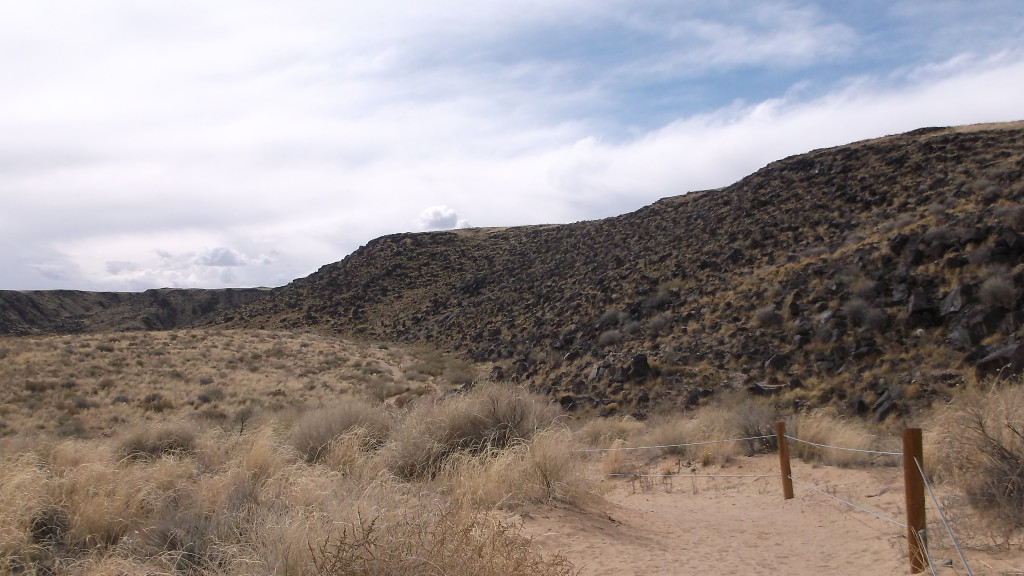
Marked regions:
[0,288,268,335]
[222,122,1024,419]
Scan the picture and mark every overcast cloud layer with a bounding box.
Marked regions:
[2,1,1023,290]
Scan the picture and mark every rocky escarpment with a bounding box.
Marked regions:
[222,123,1024,419]
[0,288,268,335]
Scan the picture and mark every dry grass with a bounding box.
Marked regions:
[0,332,587,575]
[443,428,593,509]
[381,383,562,479]
[311,502,578,576]
[787,410,898,467]
[289,398,391,463]
[0,330,477,440]
[7,327,1024,571]
[927,383,1024,533]
[574,415,646,449]
[636,393,776,464]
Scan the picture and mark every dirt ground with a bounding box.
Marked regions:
[519,455,1024,576]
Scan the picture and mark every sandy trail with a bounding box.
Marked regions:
[519,455,1024,576]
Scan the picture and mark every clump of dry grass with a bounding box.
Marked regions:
[443,428,592,509]
[787,410,894,467]
[381,382,561,479]
[600,438,634,476]
[117,423,197,461]
[289,398,391,463]
[311,502,578,576]
[574,415,645,449]
[927,383,1024,530]
[637,392,776,464]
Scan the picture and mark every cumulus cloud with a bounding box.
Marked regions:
[195,247,248,267]
[416,206,471,231]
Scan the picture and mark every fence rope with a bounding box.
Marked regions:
[575,435,774,453]
[914,457,974,576]
[789,476,907,529]
[784,435,902,457]
[608,473,774,479]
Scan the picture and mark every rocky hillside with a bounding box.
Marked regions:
[222,122,1024,420]
[0,288,268,335]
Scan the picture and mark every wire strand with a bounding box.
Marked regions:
[607,473,774,479]
[914,457,974,576]
[789,476,906,529]
[575,435,774,453]
[915,528,939,576]
[784,435,902,457]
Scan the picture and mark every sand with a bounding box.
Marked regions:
[519,455,1024,576]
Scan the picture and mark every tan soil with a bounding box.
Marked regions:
[520,455,1024,576]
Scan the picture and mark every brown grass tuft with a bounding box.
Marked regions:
[927,383,1024,529]
[289,398,391,463]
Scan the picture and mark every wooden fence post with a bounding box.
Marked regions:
[776,421,793,500]
[903,428,926,574]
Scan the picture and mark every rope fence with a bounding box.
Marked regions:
[788,475,907,528]
[608,473,775,479]
[914,456,974,576]
[584,422,975,575]
[574,435,774,453]
[783,434,903,457]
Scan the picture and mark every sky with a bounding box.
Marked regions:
[2,1,1023,291]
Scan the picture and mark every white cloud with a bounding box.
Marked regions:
[194,247,249,267]
[416,206,471,231]
[0,2,1022,290]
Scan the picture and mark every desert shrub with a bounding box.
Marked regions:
[311,503,577,576]
[195,386,224,404]
[692,392,776,459]
[117,424,197,461]
[600,438,634,476]
[597,309,622,327]
[443,428,590,508]
[139,392,173,412]
[643,290,675,310]
[615,394,776,466]
[637,415,702,457]
[648,313,671,334]
[364,375,406,401]
[0,453,50,561]
[752,306,783,329]
[597,330,622,346]
[843,297,888,330]
[574,415,645,448]
[850,277,879,299]
[979,272,1017,308]
[381,383,559,479]
[928,384,1024,528]
[443,360,477,385]
[843,297,870,325]
[622,320,642,335]
[289,399,391,463]
[995,203,1024,230]
[407,348,447,377]
[56,417,87,438]
[787,411,893,467]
